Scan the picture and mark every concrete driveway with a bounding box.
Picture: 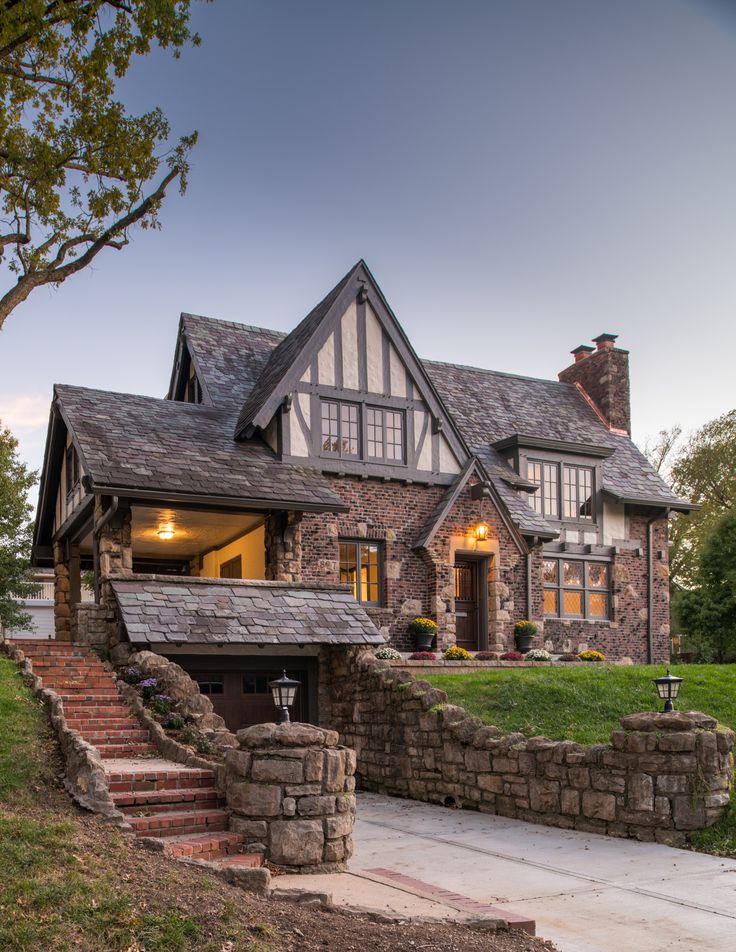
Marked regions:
[351,792,736,952]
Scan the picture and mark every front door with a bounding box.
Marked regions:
[454,560,479,650]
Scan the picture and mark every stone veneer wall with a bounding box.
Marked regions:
[224,722,356,871]
[321,648,734,844]
[301,475,527,652]
[75,603,116,649]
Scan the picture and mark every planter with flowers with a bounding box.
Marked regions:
[514,620,538,654]
[408,616,438,652]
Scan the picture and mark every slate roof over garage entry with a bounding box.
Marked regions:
[111,576,386,647]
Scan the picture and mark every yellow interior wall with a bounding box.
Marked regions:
[200,524,266,579]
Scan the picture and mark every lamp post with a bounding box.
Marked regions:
[269,670,300,724]
[653,669,683,713]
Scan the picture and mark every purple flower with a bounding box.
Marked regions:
[139,678,158,689]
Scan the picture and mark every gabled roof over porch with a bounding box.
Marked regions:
[111,576,386,647]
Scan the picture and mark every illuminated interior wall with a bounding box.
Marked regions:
[200,525,266,580]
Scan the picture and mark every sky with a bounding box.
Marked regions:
[1,0,735,480]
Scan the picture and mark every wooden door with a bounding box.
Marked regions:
[454,561,479,650]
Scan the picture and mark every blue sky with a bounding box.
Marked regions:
[1,0,734,477]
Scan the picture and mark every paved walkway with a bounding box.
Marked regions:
[348,793,736,951]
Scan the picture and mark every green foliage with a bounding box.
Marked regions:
[514,620,538,637]
[0,656,46,797]
[0,0,204,327]
[689,786,736,858]
[423,664,736,745]
[668,410,736,590]
[679,510,736,663]
[0,423,37,631]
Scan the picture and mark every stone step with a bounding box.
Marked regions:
[112,787,223,813]
[127,809,230,837]
[158,831,246,860]
[105,768,215,793]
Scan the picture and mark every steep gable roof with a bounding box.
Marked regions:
[232,260,470,466]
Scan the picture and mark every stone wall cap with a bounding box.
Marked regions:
[237,722,339,749]
[620,711,717,732]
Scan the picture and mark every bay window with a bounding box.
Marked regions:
[528,459,595,523]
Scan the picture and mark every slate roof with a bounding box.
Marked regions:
[56,384,347,512]
[424,361,692,514]
[180,314,285,425]
[235,263,358,437]
[111,577,386,646]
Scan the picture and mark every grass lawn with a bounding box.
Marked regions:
[423,663,736,744]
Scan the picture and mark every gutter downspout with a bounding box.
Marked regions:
[646,508,670,664]
[526,538,537,621]
[92,496,119,605]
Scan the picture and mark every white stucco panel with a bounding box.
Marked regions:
[439,433,461,475]
[365,302,384,394]
[341,301,359,390]
[414,410,432,471]
[388,342,407,398]
[289,393,311,457]
[317,331,336,386]
[603,500,626,545]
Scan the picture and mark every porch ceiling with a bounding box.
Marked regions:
[131,506,264,559]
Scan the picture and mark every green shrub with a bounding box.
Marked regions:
[475,651,499,660]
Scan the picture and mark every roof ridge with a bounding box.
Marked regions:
[424,357,577,388]
[181,312,287,338]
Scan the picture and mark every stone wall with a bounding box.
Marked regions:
[75,603,116,650]
[558,343,631,434]
[265,511,303,582]
[321,648,734,844]
[224,722,356,871]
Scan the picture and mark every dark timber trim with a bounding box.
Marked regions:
[493,433,615,458]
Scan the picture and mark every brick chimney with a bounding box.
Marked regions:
[558,333,631,434]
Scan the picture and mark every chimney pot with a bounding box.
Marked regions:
[593,332,618,352]
[571,344,595,363]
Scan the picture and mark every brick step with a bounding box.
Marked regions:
[157,831,245,860]
[128,809,230,837]
[96,743,158,758]
[118,796,225,816]
[56,691,120,700]
[216,853,264,869]
[111,787,222,812]
[50,680,113,689]
[66,718,142,731]
[64,706,132,720]
[105,768,215,793]
[79,729,151,744]
[29,661,104,669]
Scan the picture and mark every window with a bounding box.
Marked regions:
[220,555,242,579]
[321,400,359,457]
[339,540,382,606]
[65,444,80,498]
[366,407,405,462]
[527,460,594,523]
[186,374,202,404]
[195,676,224,695]
[543,558,610,620]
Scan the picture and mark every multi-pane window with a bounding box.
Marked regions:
[367,407,404,462]
[339,540,382,606]
[543,558,610,620]
[321,400,359,457]
[527,460,594,523]
[528,461,559,518]
[194,676,224,695]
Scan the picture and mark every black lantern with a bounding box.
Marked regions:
[653,669,683,713]
[269,670,300,724]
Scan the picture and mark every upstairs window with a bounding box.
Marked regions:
[367,407,405,462]
[527,460,594,523]
[339,540,382,606]
[65,444,80,498]
[186,374,202,404]
[321,400,359,458]
[543,558,610,620]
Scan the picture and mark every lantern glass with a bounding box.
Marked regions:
[475,521,490,541]
[653,670,683,711]
[269,670,300,710]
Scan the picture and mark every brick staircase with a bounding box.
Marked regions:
[13,640,260,869]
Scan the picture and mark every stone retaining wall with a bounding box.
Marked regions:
[321,648,734,845]
[224,722,356,872]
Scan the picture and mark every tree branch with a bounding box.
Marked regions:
[0,164,180,330]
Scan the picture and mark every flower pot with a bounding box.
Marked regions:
[514,633,534,654]
[413,630,435,652]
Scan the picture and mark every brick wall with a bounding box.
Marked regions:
[558,346,631,434]
[320,648,734,845]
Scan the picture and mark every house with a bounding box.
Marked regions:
[32,260,693,731]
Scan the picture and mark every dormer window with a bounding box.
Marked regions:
[319,399,405,464]
[321,399,360,457]
[528,460,595,523]
[367,407,404,463]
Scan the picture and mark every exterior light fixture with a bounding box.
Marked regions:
[157,527,175,540]
[269,670,300,724]
[653,669,683,713]
[475,521,490,542]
